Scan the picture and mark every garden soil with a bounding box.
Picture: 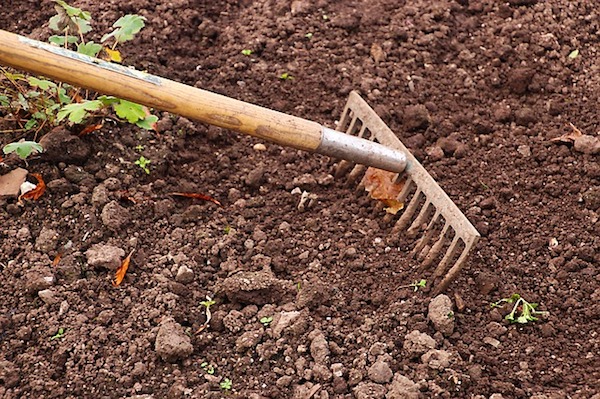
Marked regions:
[1,0,599,398]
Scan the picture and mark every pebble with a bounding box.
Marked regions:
[175,265,194,284]
[35,227,60,253]
[253,143,267,151]
[310,330,330,364]
[367,360,393,384]
[483,336,501,348]
[517,145,531,157]
[101,200,130,230]
[574,135,600,155]
[85,244,125,270]
[428,294,455,336]
[245,166,265,188]
[386,374,420,399]
[426,146,444,161]
[403,330,436,357]
[38,289,59,305]
[24,271,55,294]
[421,349,452,370]
[154,317,194,363]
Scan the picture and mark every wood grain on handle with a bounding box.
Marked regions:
[0,29,323,151]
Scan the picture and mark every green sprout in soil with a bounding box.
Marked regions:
[220,378,232,391]
[260,316,273,327]
[134,156,151,174]
[196,296,216,334]
[305,32,313,39]
[400,279,427,292]
[279,72,294,80]
[134,144,144,151]
[491,293,549,324]
[50,327,66,340]
[200,362,215,375]
[241,49,253,56]
[3,141,44,160]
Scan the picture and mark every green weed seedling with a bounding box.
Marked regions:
[3,141,43,160]
[260,316,273,327]
[491,293,549,324]
[134,156,151,174]
[241,49,253,56]
[50,327,66,340]
[200,362,215,375]
[400,279,427,292]
[220,378,232,392]
[279,72,294,80]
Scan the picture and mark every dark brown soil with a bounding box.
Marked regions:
[1,1,599,398]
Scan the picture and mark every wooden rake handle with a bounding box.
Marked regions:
[0,29,406,173]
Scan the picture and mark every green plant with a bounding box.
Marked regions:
[305,32,313,39]
[260,316,273,327]
[279,72,294,80]
[200,362,215,375]
[241,49,253,56]
[196,296,216,334]
[135,156,151,174]
[50,327,66,340]
[3,141,44,160]
[491,293,549,324]
[401,279,427,291]
[220,378,232,391]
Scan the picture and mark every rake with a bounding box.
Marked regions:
[0,29,479,293]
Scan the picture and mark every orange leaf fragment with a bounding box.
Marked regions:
[52,253,62,267]
[112,249,134,287]
[103,48,122,63]
[79,123,103,137]
[19,173,46,202]
[170,192,222,206]
[363,167,405,214]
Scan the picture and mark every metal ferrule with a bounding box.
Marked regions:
[317,127,407,173]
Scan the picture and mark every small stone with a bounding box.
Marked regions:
[38,289,59,304]
[175,265,194,284]
[426,146,444,161]
[35,227,60,253]
[367,360,393,384]
[514,108,538,126]
[86,244,125,270]
[253,143,267,151]
[353,382,386,399]
[403,330,436,357]
[421,349,452,370]
[517,145,531,157]
[370,43,386,63]
[483,336,501,348]
[63,165,93,184]
[404,105,431,131]
[292,173,317,189]
[573,135,600,155]
[155,317,194,363]
[0,168,28,199]
[310,330,330,364]
[486,321,508,337]
[101,200,130,230]
[386,374,419,399]
[245,166,265,188]
[428,294,455,336]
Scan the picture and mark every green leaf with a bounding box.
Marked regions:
[0,95,8,107]
[32,111,47,121]
[77,41,103,57]
[135,115,158,130]
[28,77,57,91]
[568,49,579,59]
[48,35,79,46]
[3,141,44,160]
[101,14,146,44]
[241,49,253,56]
[17,93,29,110]
[57,87,71,104]
[97,95,119,106]
[24,119,38,130]
[113,99,146,123]
[57,100,104,123]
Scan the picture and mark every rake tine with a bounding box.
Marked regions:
[420,222,449,270]
[406,201,433,238]
[433,244,473,295]
[432,235,460,280]
[411,210,441,257]
[394,188,422,232]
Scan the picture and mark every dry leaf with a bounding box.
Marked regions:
[104,48,122,63]
[363,167,404,214]
[112,249,134,287]
[551,122,583,144]
[52,253,62,267]
[79,123,103,136]
[18,173,46,202]
[170,192,222,206]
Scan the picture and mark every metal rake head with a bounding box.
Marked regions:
[333,91,480,294]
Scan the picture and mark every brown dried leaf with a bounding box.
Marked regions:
[112,249,134,287]
[551,122,583,144]
[52,253,62,267]
[79,123,103,137]
[19,173,46,202]
[363,167,404,214]
[170,192,222,206]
